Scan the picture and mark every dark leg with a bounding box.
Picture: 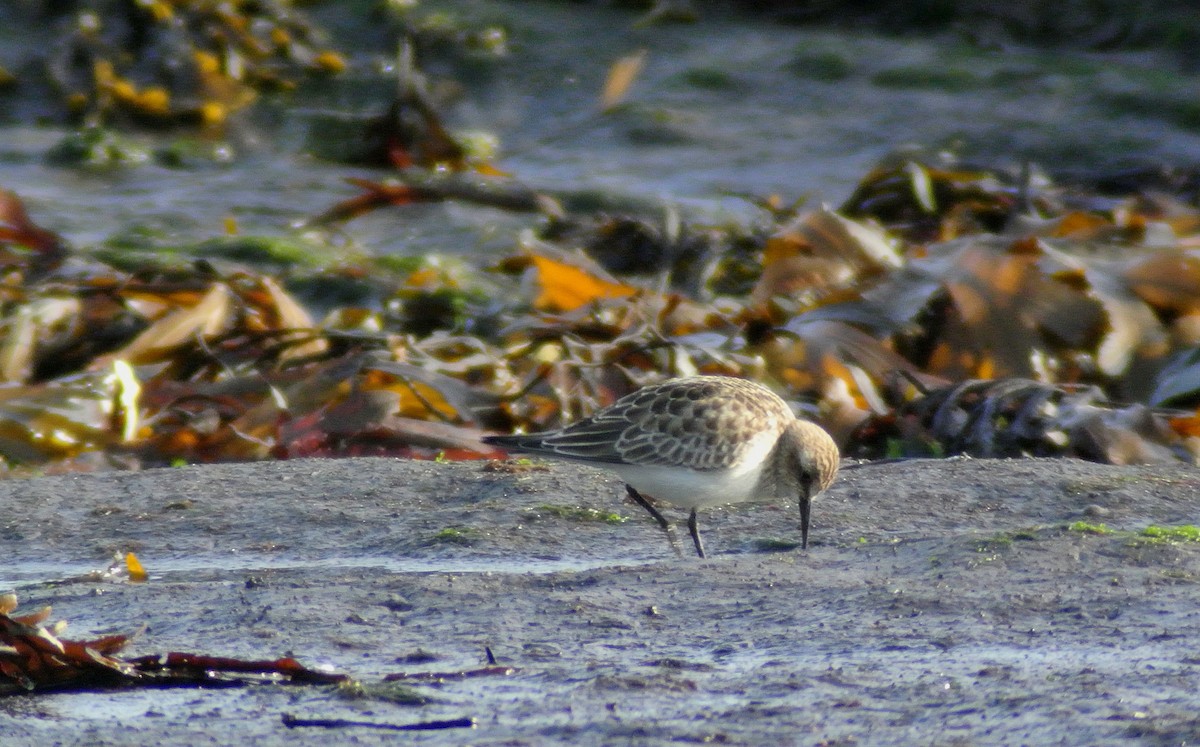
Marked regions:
[687,508,706,559]
[799,490,812,550]
[625,485,681,557]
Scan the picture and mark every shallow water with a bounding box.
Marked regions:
[2,1,1198,258]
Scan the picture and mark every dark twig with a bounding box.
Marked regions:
[281,714,474,731]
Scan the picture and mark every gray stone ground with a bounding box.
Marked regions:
[2,456,1199,745]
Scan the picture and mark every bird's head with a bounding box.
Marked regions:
[781,419,840,549]
[783,419,840,496]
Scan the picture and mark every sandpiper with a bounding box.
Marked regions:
[482,376,840,558]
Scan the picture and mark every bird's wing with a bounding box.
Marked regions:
[482,412,635,465]
[483,377,791,470]
[486,409,742,469]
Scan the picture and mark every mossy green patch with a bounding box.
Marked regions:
[531,504,626,524]
[1068,521,1111,535]
[94,233,346,273]
[1061,522,1200,547]
[976,533,1013,552]
[1139,525,1200,543]
[428,526,480,545]
[191,236,333,266]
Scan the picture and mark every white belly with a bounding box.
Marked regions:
[609,430,779,508]
[612,463,765,508]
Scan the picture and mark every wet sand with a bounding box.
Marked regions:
[2,456,1199,745]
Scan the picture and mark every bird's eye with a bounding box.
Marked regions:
[799,470,814,492]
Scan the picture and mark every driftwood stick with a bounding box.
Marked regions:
[281,714,474,731]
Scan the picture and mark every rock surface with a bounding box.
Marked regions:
[2,456,1199,745]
